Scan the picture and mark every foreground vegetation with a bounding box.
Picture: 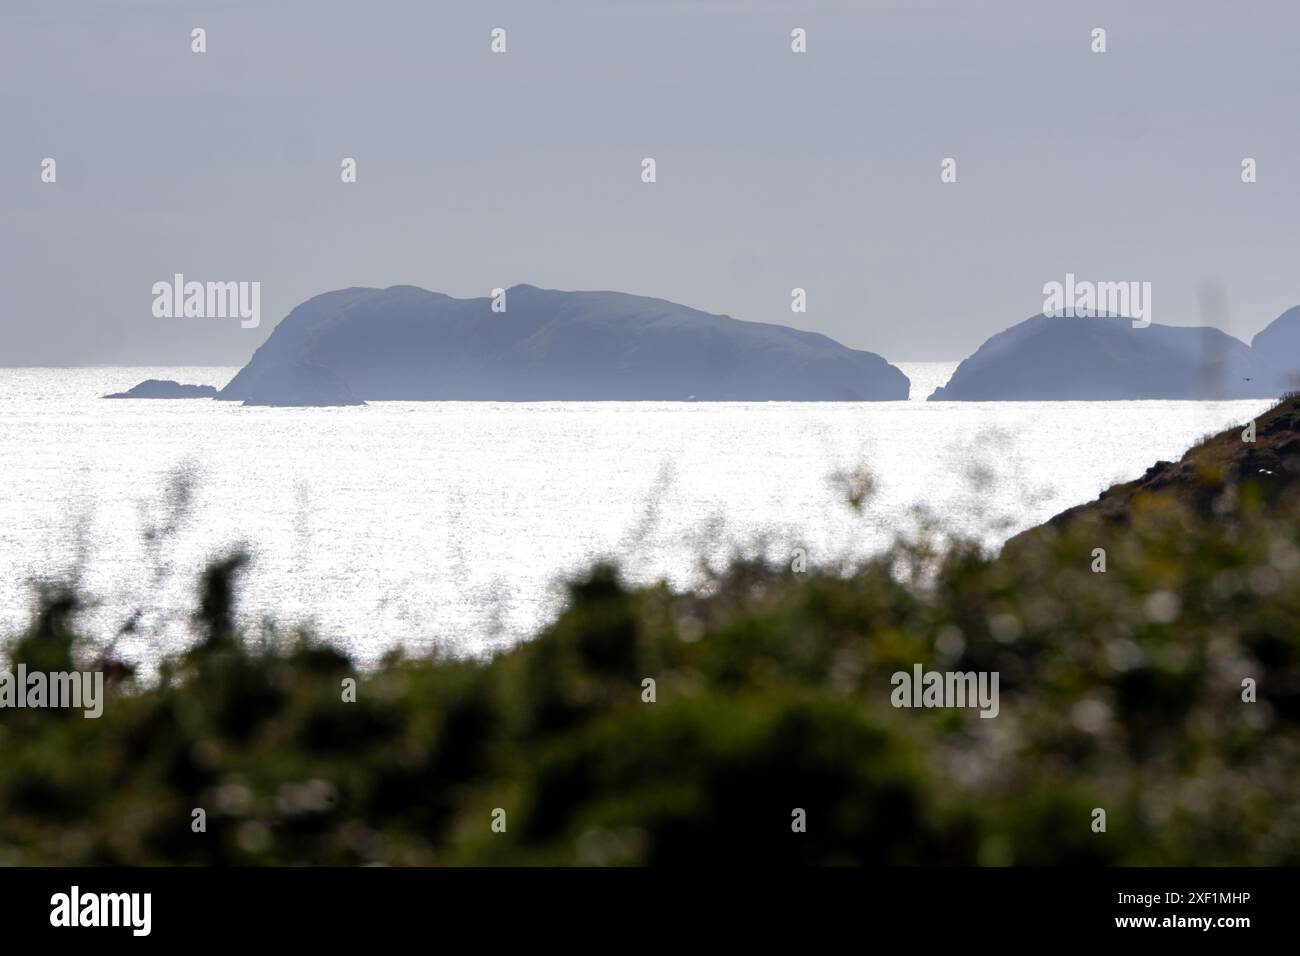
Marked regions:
[3,398,1300,865]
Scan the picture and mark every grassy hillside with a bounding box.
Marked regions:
[1008,391,1300,541]
[2,397,1300,865]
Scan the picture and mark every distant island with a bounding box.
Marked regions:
[103,289,1300,405]
[103,379,218,399]
[210,285,910,405]
[929,310,1299,401]
[1251,305,1300,393]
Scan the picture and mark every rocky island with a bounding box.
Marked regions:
[929,313,1276,401]
[214,284,910,405]
[103,379,218,399]
[1251,305,1300,394]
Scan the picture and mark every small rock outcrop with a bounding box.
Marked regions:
[104,379,218,399]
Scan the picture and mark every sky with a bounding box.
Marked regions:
[1,0,1298,365]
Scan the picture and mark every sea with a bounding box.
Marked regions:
[0,363,1278,667]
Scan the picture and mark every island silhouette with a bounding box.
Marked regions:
[106,288,1300,405]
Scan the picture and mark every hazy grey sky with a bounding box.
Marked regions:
[2,0,1298,365]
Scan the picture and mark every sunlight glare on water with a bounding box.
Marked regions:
[0,364,1276,666]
